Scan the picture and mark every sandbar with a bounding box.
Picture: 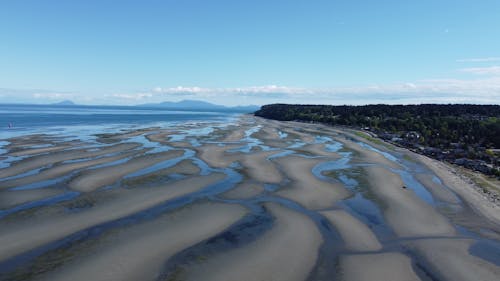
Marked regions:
[415,173,461,204]
[277,155,351,209]
[0,143,141,179]
[69,150,184,192]
[0,173,225,262]
[320,210,382,251]
[195,144,241,168]
[222,182,264,199]
[415,153,500,226]
[240,151,283,184]
[183,202,322,281]
[410,238,500,281]
[41,202,247,281]
[364,166,455,237]
[340,252,421,281]
[0,188,61,209]
[0,150,142,190]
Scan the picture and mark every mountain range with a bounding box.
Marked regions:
[51,100,76,106]
[137,100,259,112]
[48,99,260,113]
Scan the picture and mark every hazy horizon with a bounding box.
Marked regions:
[1,1,500,106]
[2,99,500,108]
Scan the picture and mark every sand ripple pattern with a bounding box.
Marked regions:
[0,116,499,281]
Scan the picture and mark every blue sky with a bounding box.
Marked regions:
[1,0,499,106]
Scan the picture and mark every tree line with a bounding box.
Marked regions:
[255,104,500,148]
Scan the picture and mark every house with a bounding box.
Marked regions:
[404,131,421,142]
[424,147,442,156]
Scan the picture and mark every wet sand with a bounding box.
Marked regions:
[276,155,351,209]
[183,203,322,281]
[222,182,264,199]
[240,151,283,184]
[158,159,201,175]
[96,128,159,143]
[41,203,247,281]
[415,153,500,225]
[0,116,499,281]
[280,127,315,143]
[415,173,461,204]
[195,144,241,168]
[340,252,421,281]
[297,143,342,158]
[222,126,247,142]
[145,130,172,144]
[365,166,456,237]
[0,188,61,209]
[9,145,73,157]
[0,174,225,262]
[69,150,184,192]
[0,150,142,190]
[336,136,402,169]
[320,210,382,251]
[0,142,141,179]
[409,238,500,281]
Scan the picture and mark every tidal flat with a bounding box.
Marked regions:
[0,115,499,281]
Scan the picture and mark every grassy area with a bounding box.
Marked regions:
[402,154,417,163]
[458,167,500,194]
[353,131,394,151]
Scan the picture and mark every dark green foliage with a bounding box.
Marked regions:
[255,104,500,148]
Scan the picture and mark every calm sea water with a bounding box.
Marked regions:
[0,104,241,139]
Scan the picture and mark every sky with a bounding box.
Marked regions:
[0,0,499,106]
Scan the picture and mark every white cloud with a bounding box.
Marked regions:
[0,88,79,104]
[230,85,310,98]
[405,83,417,89]
[123,67,500,104]
[152,86,212,95]
[457,57,500,63]
[140,85,309,99]
[330,77,500,102]
[126,77,500,105]
[32,92,74,100]
[459,66,500,76]
[2,71,500,106]
[233,85,310,94]
[110,93,153,100]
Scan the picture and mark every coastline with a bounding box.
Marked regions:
[1,114,499,280]
[294,120,500,226]
[343,125,500,225]
[414,153,500,226]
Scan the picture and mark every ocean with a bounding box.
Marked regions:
[0,104,241,139]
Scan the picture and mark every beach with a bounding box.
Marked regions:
[0,115,499,281]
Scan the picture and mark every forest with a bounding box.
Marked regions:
[255,104,500,176]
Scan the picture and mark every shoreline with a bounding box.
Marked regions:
[1,115,499,280]
[414,153,500,226]
[273,119,499,201]
[302,121,500,226]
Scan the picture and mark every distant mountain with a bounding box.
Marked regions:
[140,100,225,109]
[51,100,76,106]
[138,99,260,112]
[231,105,261,112]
